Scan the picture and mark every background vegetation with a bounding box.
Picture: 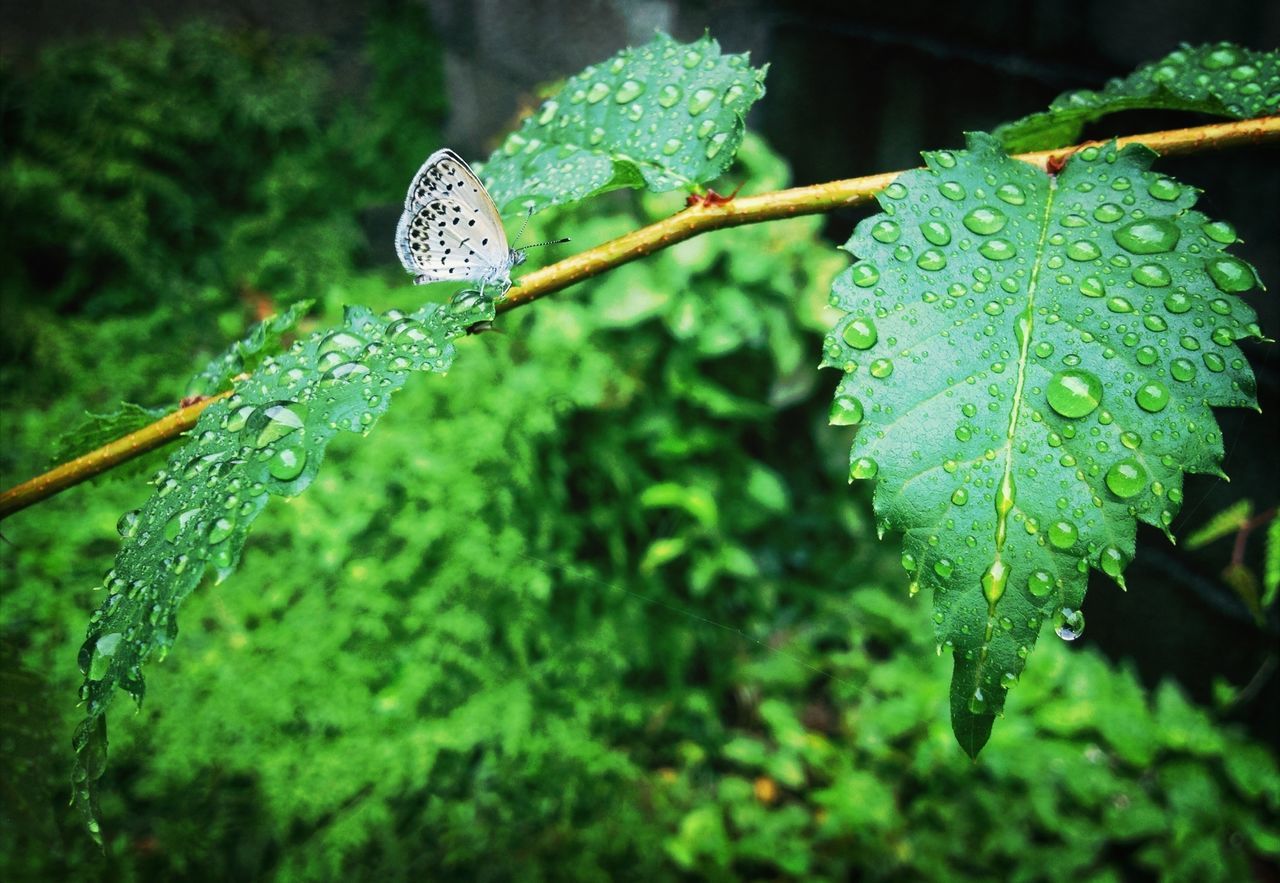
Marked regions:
[1,4,1277,880]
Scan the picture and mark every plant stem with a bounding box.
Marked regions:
[2,116,1276,521]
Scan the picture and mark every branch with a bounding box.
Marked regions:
[2,117,1276,521]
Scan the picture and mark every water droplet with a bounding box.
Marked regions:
[1100,546,1126,581]
[982,559,1009,605]
[1077,276,1105,299]
[870,220,900,243]
[1114,218,1180,254]
[587,126,606,145]
[207,516,234,545]
[116,510,141,539]
[883,182,908,200]
[1202,220,1237,244]
[1205,256,1255,293]
[1203,352,1226,373]
[585,82,611,104]
[951,488,969,506]
[1132,264,1172,288]
[850,261,880,288]
[1135,381,1170,413]
[687,88,716,115]
[164,508,200,543]
[1170,358,1196,382]
[657,84,682,108]
[1046,369,1103,418]
[1048,519,1078,550]
[916,250,947,271]
[968,687,987,714]
[870,358,894,378]
[268,447,307,482]
[536,100,559,126]
[829,395,864,426]
[1066,240,1100,262]
[962,206,1008,235]
[1034,342,1054,358]
[1107,296,1134,313]
[1054,607,1085,641]
[979,239,1016,261]
[850,457,878,480]
[87,632,123,681]
[1105,458,1147,498]
[661,138,681,156]
[901,552,918,572]
[1146,178,1181,201]
[938,181,966,201]
[1163,291,1192,314]
[248,401,307,448]
[842,318,878,350]
[921,221,952,246]
[1027,570,1054,598]
[705,132,728,160]
[1093,203,1124,223]
[933,557,955,578]
[996,183,1026,205]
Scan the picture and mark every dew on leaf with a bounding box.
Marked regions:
[268,447,307,482]
[996,183,1026,205]
[1105,458,1147,499]
[1046,369,1103,418]
[1135,381,1170,413]
[962,206,1007,235]
[842,318,878,349]
[248,401,307,449]
[871,220,901,243]
[1054,607,1085,641]
[1114,218,1180,254]
[1048,520,1078,549]
[979,239,1016,261]
[850,457,878,480]
[1027,569,1054,598]
[1206,256,1255,293]
[687,88,716,114]
[1169,358,1197,382]
[1132,264,1172,287]
[829,396,864,426]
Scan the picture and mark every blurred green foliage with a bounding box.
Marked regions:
[1,13,1277,882]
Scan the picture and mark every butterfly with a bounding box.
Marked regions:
[395,148,563,296]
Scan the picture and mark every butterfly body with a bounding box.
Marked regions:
[395,149,520,293]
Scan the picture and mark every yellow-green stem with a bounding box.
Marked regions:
[2,117,1276,521]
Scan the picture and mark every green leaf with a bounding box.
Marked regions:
[995,43,1280,152]
[186,299,313,397]
[1264,515,1280,609]
[1184,499,1252,550]
[50,402,170,465]
[822,132,1264,756]
[71,292,494,841]
[479,32,766,213]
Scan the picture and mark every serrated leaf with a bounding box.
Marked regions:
[50,402,170,465]
[70,292,494,841]
[995,43,1280,152]
[186,299,313,397]
[822,132,1264,756]
[1184,499,1252,550]
[479,32,766,213]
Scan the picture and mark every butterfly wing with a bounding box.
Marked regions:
[396,149,513,286]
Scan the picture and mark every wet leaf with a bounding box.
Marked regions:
[822,132,1264,755]
[186,299,313,397]
[479,32,766,213]
[996,43,1280,152]
[71,292,493,841]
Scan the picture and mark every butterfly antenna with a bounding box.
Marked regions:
[517,237,571,253]
[510,205,569,253]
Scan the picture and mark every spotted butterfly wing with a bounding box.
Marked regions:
[395,149,519,289]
